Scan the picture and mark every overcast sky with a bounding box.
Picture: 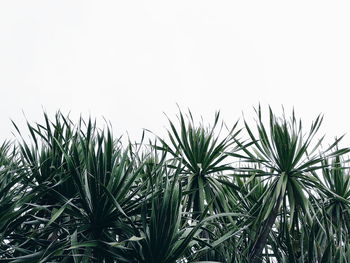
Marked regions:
[1,1,350,145]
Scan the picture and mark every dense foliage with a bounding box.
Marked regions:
[1,106,350,262]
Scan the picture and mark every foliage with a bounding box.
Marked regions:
[1,107,349,262]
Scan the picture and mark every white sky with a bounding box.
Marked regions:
[1,1,350,146]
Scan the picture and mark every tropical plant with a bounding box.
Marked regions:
[232,106,349,263]
[155,110,240,218]
[1,106,349,263]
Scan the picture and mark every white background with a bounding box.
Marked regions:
[1,1,349,145]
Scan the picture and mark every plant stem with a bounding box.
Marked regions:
[250,193,283,263]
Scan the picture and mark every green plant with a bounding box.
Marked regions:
[1,106,349,263]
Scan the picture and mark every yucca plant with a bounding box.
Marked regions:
[308,156,350,262]
[0,141,28,259]
[1,114,148,262]
[233,106,349,263]
[1,113,79,262]
[51,118,150,262]
[2,107,350,262]
[156,110,240,220]
[128,164,200,263]
[316,156,350,238]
